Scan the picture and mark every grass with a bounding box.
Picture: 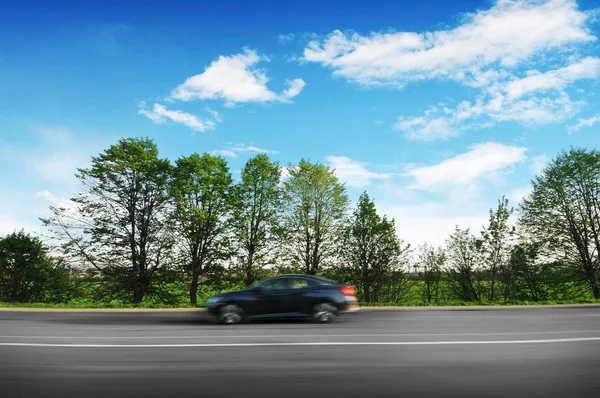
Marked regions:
[2,298,600,309]
[359,298,600,307]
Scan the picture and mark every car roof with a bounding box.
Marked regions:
[266,274,340,285]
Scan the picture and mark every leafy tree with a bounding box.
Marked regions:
[42,137,173,304]
[169,153,232,305]
[480,195,515,301]
[417,243,446,304]
[508,241,546,301]
[343,191,410,303]
[518,147,600,299]
[445,226,481,302]
[230,154,283,286]
[282,159,350,275]
[0,230,70,303]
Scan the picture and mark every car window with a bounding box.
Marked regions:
[259,278,289,290]
[289,278,315,289]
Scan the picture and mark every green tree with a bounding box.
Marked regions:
[343,191,410,303]
[42,137,173,304]
[480,195,515,301]
[445,226,481,302]
[0,230,70,303]
[508,241,545,301]
[169,153,233,305]
[518,147,600,299]
[230,154,283,286]
[417,243,446,304]
[282,159,350,275]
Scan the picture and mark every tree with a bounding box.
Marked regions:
[342,191,410,303]
[0,230,71,303]
[417,243,446,304]
[480,195,515,301]
[230,154,283,286]
[508,241,545,301]
[282,159,350,275]
[42,137,173,304]
[169,153,232,305]
[445,226,481,302]
[518,147,600,299]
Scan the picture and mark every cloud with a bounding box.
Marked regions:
[0,125,117,238]
[326,156,392,188]
[507,186,533,205]
[139,102,219,133]
[278,33,296,43]
[404,142,527,189]
[567,113,600,133]
[396,58,599,140]
[210,150,238,158]
[303,0,599,139]
[377,202,490,248]
[281,78,307,101]
[302,0,596,87]
[168,49,305,106]
[531,155,549,174]
[210,143,280,159]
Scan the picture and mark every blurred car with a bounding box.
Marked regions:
[206,274,359,324]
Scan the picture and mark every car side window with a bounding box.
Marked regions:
[261,278,288,290]
[289,278,314,289]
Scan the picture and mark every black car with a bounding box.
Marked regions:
[206,274,359,324]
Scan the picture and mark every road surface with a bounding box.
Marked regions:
[1,306,599,398]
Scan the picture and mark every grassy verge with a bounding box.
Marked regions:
[359,298,600,307]
[0,302,201,309]
[2,298,600,310]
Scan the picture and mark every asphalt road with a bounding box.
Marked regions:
[1,306,600,398]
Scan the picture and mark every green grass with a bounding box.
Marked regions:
[359,298,600,307]
[0,301,200,309]
[2,298,600,309]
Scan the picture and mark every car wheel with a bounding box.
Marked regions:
[218,304,245,325]
[312,303,337,323]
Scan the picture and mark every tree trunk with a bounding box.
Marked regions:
[245,249,255,286]
[133,276,148,304]
[592,280,600,300]
[190,271,200,306]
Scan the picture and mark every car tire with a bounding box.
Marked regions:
[218,304,245,325]
[312,303,337,323]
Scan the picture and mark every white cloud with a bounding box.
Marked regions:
[210,150,238,158]
[531,155,549,174]
[303,0,596,87]
[210,143,280,159]
[0,126,116,239]
[503,57,600,99]
[568,113,600,133]
[396,58,598,140]
[168,49,305,106]
[303,0,599,139]
[378,202,490,248]
[404,142,527,189]
[281,78,307,101]
[279,33,296,43]
[507,186,532,205]
[326,156,392,188]
[139,102,218,133]
[395,113,460,141]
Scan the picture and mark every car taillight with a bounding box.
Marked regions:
[341,285,356,296]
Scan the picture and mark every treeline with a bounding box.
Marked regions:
[1,137,599,306]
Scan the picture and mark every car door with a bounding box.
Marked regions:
[287,277,318,314]
[254,277,292,316]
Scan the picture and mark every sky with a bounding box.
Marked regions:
[1,0,599,249]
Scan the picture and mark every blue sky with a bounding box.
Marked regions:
[1,0,599,248]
